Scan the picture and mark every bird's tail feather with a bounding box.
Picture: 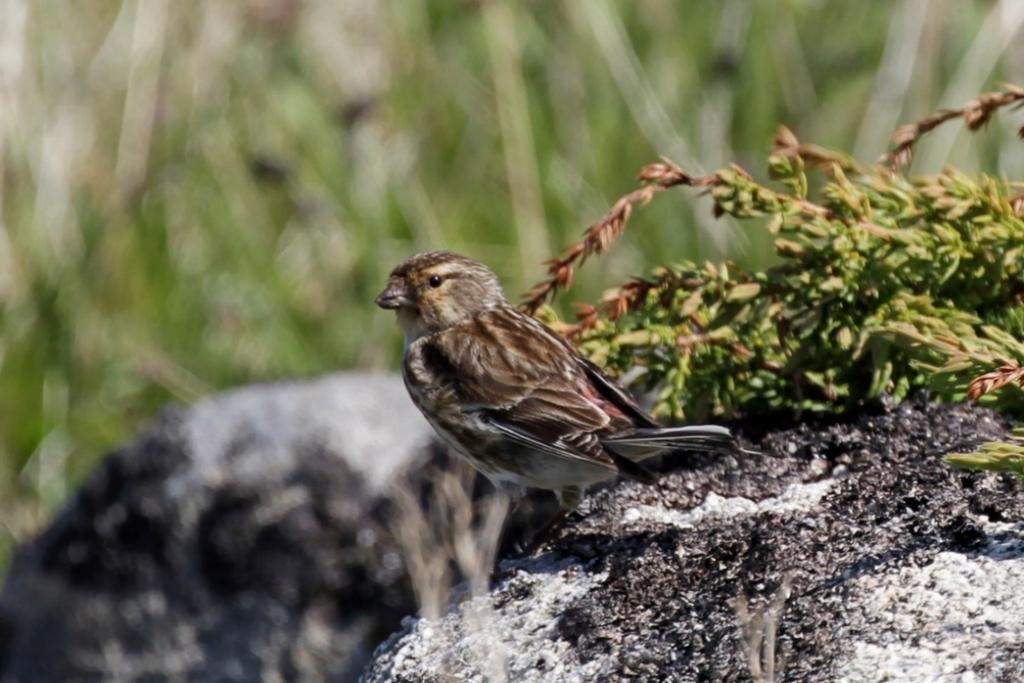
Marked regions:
[604,425,740,462]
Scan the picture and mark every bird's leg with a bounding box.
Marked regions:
[493,481,527,556]
[558,486,582,513]
[527,486,581,551]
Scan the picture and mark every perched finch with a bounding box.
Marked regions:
[376,251,738,524]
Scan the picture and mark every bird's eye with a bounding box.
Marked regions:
[428,275,443,288]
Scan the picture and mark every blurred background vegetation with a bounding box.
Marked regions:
[1,0,1024,570]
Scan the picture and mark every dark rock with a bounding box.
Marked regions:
[364,397,1024,682]
[5,377,1022,682]
[0,373,437,683]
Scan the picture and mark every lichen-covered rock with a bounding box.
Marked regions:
[3,376,1021,683]
[0,373,435,683]
[363,398,1024,682]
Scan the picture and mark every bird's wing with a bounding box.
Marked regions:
[575,356,660,429]
[425,306,631,471]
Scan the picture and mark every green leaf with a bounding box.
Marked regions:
[727,283,762,301]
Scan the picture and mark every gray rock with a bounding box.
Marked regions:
[0,372,435,683]
[363,398,1024,682]
[4,374,1022,683]
[838,519,1024,682]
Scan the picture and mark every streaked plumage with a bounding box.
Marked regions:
[376,251,737,515]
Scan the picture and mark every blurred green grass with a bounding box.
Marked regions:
[1,0,1023,569]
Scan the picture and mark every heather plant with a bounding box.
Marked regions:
[525,86,1024,475]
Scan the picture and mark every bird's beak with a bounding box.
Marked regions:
[375,281,414,310]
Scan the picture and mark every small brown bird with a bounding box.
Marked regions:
[376,251,737,526]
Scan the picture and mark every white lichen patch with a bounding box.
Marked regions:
[621,478,836,528]
[366,557,608,683]
[837,520,1024,682]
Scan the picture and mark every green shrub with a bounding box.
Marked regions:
[527,86,1024,473]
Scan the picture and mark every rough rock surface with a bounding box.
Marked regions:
[364,397,1024,682]
[4,374,1022,683]
[0,373,436,683]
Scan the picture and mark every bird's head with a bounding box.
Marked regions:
[376,251,507,340]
